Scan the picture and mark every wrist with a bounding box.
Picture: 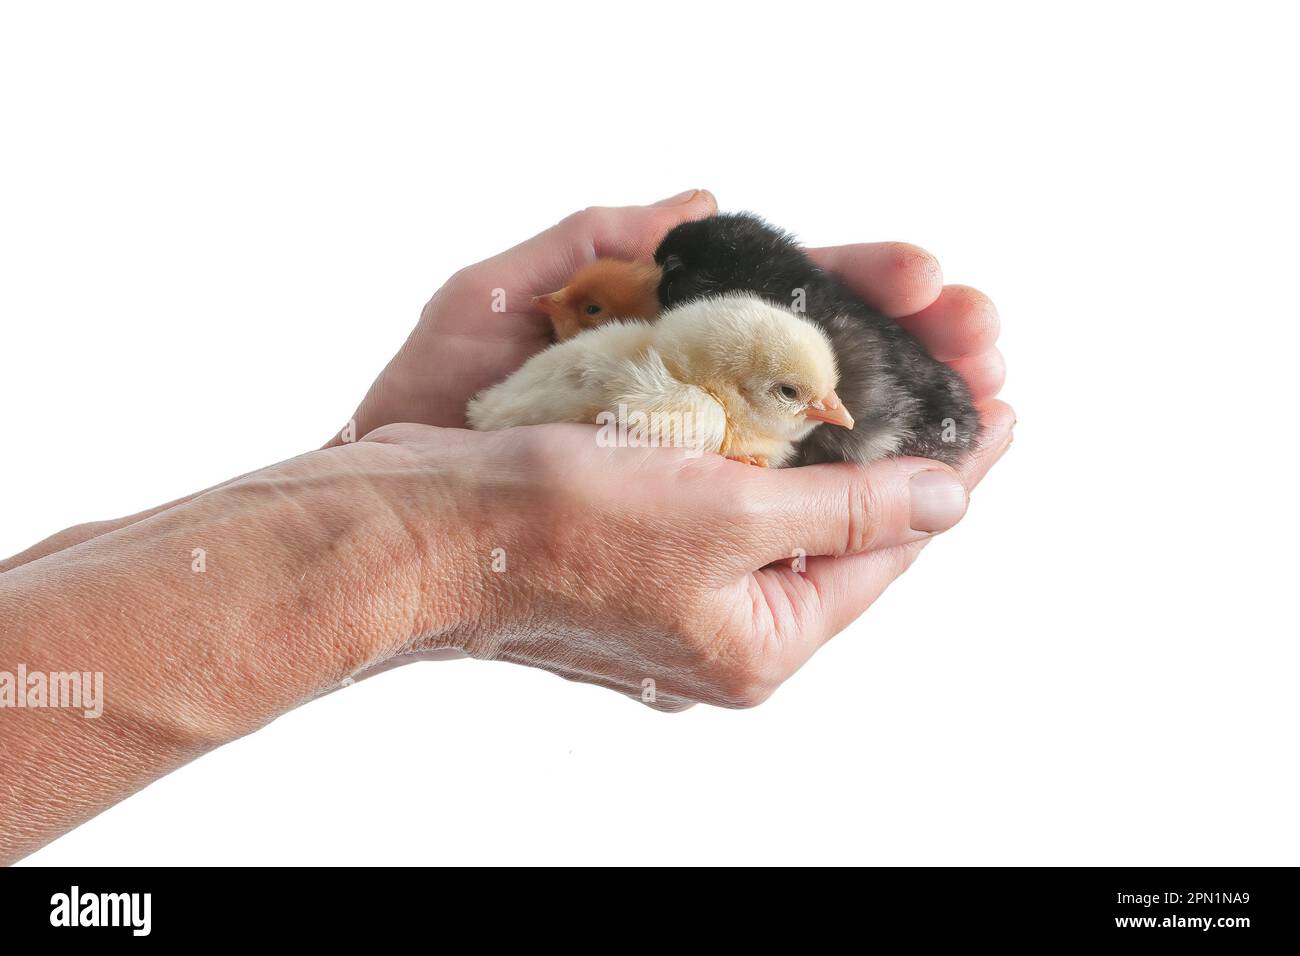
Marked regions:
[0,445,464,862]
[185,443,476,726]
[40,444,472,748]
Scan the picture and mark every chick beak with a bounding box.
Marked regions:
[532,291,564,316]
[804,390,855,429]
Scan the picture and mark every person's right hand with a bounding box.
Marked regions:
[348,403,1013,710]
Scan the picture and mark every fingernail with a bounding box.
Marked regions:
[909,470,968,533]
[653,189,701,207]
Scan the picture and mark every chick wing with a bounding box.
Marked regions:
[466,321,726,457]
[607,347,727,454]
[465,321,655,430]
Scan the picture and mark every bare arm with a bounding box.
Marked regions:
[0,493,207,574]
[0,411,1011,864]
[0,445,435,863]
[0,195,1011,863]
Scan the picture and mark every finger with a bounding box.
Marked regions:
[957,399,1016,490]
[791,539,929,641]
[897,284,1000,362]
[475,190,718,301]
[741,456,970,569]
[806,242,943,318]
[592,189,720,260]
[794,400,1015,642]
[947,347,1006,402]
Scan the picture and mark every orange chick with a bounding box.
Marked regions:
[533,259,661,341]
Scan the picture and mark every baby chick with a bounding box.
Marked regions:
[533,259,661,341]
[655,213,979,466]
[467,292,853,467]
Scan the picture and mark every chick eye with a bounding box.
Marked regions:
[777,384,799,400]
[585,304,602,316]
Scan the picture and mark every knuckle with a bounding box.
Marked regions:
[462,264,499,300]
[510,426,558,470]
[716,476,767,526]
[707,638,781,710]
[361,422,419,445]
[844,476,886,554]
[513,429,584,500]
[718,671,778,710]
[445,263,477,288]
[436,264,496,307]
[564,205,614,237]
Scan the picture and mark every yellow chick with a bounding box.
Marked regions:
[466,292,854,466]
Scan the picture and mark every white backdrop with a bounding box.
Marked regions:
[3,2,1296,865]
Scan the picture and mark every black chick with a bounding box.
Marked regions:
[654,213,978,467]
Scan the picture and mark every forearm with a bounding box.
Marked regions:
[0,446,439,864]
[0,493,208,575]
[0,459,291,576]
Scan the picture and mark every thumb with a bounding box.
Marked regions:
[474,190,718,297]
[567,189,718,260]
[744,457,969,567]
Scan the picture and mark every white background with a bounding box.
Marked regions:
[4,2,1296,865]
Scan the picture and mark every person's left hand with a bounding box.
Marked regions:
[332,188,1006,442]
[331,189,720,442]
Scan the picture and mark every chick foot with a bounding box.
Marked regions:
[726,454,770,468]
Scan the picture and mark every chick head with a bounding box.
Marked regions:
[655,213,806,308]
[533,259,662,341]
[655,293,854,453]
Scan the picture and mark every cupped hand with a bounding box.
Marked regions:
[335,191,1013,708]
[333,189,719,441]
[333,189,1007,444]
[355,405,1011,711]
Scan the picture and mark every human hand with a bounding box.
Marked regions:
[351,403,1013,710]
[332,189,719,441]
[0,194,1011,866]
[328,193,1012,708]
[332,190,1006,444]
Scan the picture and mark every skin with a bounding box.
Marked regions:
[0,189,1013,863]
